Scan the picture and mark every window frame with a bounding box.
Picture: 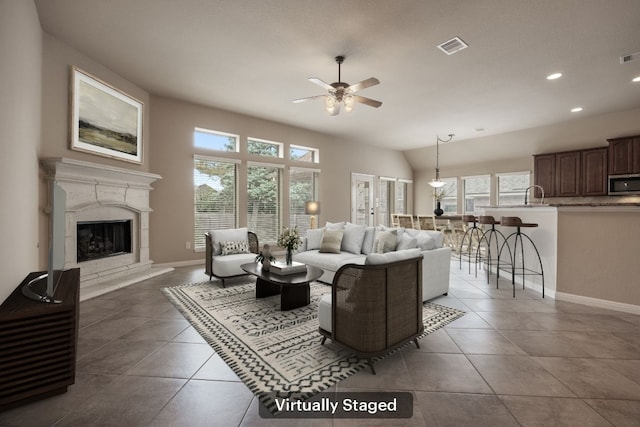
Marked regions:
[289,144,320,163]
[194,127,239,152]
[247,137,284,158]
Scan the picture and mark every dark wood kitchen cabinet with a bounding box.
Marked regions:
[534,147,608,197]
[582,148,608,196]
[555,151,581,197]
[533,153,556,197]
[608,135,640,175]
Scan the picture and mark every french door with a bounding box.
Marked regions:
[351,173,375,226]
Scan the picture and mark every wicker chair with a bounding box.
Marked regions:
[318,250,424,374]
[204,229,259,287]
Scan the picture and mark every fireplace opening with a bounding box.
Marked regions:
[77,220,132,262]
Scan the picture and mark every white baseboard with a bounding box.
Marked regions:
[555,292,640,315]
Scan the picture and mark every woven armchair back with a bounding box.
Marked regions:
[330,256,424,357]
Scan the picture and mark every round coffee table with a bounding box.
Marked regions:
[241,263,323,311]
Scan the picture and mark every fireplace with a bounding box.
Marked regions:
[40,157,172,299]
[77,220,132,262]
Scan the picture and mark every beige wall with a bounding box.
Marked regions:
[149,96,414,264]
[409,107,640,213]
[0,1,42,304]
[557,209,640,307]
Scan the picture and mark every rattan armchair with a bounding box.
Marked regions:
[318,252,424,374]
[204,230,259,287]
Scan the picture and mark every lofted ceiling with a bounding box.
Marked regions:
[35,0,640,151]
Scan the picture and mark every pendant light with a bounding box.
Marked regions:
[429,134,454,188]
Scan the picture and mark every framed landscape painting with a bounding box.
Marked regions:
[70,66,143,164]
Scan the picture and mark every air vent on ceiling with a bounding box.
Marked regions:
[437,37,468,55]
[620,52,640,64]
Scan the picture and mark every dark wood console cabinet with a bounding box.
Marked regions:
[0,269,80,411]
[534,147,608,197]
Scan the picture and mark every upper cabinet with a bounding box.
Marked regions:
[533,153,555,197]
[534,147,608,197]
[608,136,640,175]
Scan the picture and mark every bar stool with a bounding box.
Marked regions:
[458,215,482,274]
[476,216,510,283]
[496,216,545,298]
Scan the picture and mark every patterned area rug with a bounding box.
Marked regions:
[163,279,465,413]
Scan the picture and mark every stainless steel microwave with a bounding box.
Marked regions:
[608,174,640,195]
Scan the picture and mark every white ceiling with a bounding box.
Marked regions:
[35,0,640,151]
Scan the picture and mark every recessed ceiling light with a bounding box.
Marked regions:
[546,72,562,80]
[633,76,640,82]
[571,107,583,113]
[474,128,486,132]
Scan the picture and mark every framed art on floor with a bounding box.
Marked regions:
[70,66,143,164]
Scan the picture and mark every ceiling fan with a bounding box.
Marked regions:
[292,56,382,116]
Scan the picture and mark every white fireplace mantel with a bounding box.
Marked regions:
[40,157,172,300]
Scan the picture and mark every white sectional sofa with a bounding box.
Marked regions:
[293,222,451,301]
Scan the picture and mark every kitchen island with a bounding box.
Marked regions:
[479,205,640,314]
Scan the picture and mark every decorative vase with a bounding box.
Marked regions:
[261,244,271,271]
[434,201,444,216]
[286,249,293,265]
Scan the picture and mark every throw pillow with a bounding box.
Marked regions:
[396,233,418,250]
[210,227,248,256]
[220,240,249,255]
[414,231,436,250]
[374,230,397,253]
[361,226,377,255]
[319,229,344,253]
[306,227,325,250]
[341,222,367,254]
[325,221,346,230]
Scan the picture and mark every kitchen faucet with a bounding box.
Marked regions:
[524,185,545,205]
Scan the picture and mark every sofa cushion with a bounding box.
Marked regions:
[320,229,344,253]
[365,248,422,265]
[325,221,346,230]
[423,230,444,248]
[295,250,364,273]
[361,226,376,255]
[374,230,397,253]
[341,223,367,254]
[220,240,249,255]
[211,252,257,276]
[306,227,325,250]
[210,227,248,256]
[396,233,418,250]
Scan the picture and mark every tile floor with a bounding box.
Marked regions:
[1,261,640,426]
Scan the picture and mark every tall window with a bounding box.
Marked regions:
[395,180,412,214]
[289,167,319,235]
[379,177,395,226]
[439,177,458,214]
[193,156,238,251]
[247,163,282,244]
[194,128,238,152]
[498,172,531,206]
[463,175,490,214]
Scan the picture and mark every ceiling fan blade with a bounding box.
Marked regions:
[292,95,326,104]
[308,77,334,91]
[347,77,380,93]
[353,95,382,108]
